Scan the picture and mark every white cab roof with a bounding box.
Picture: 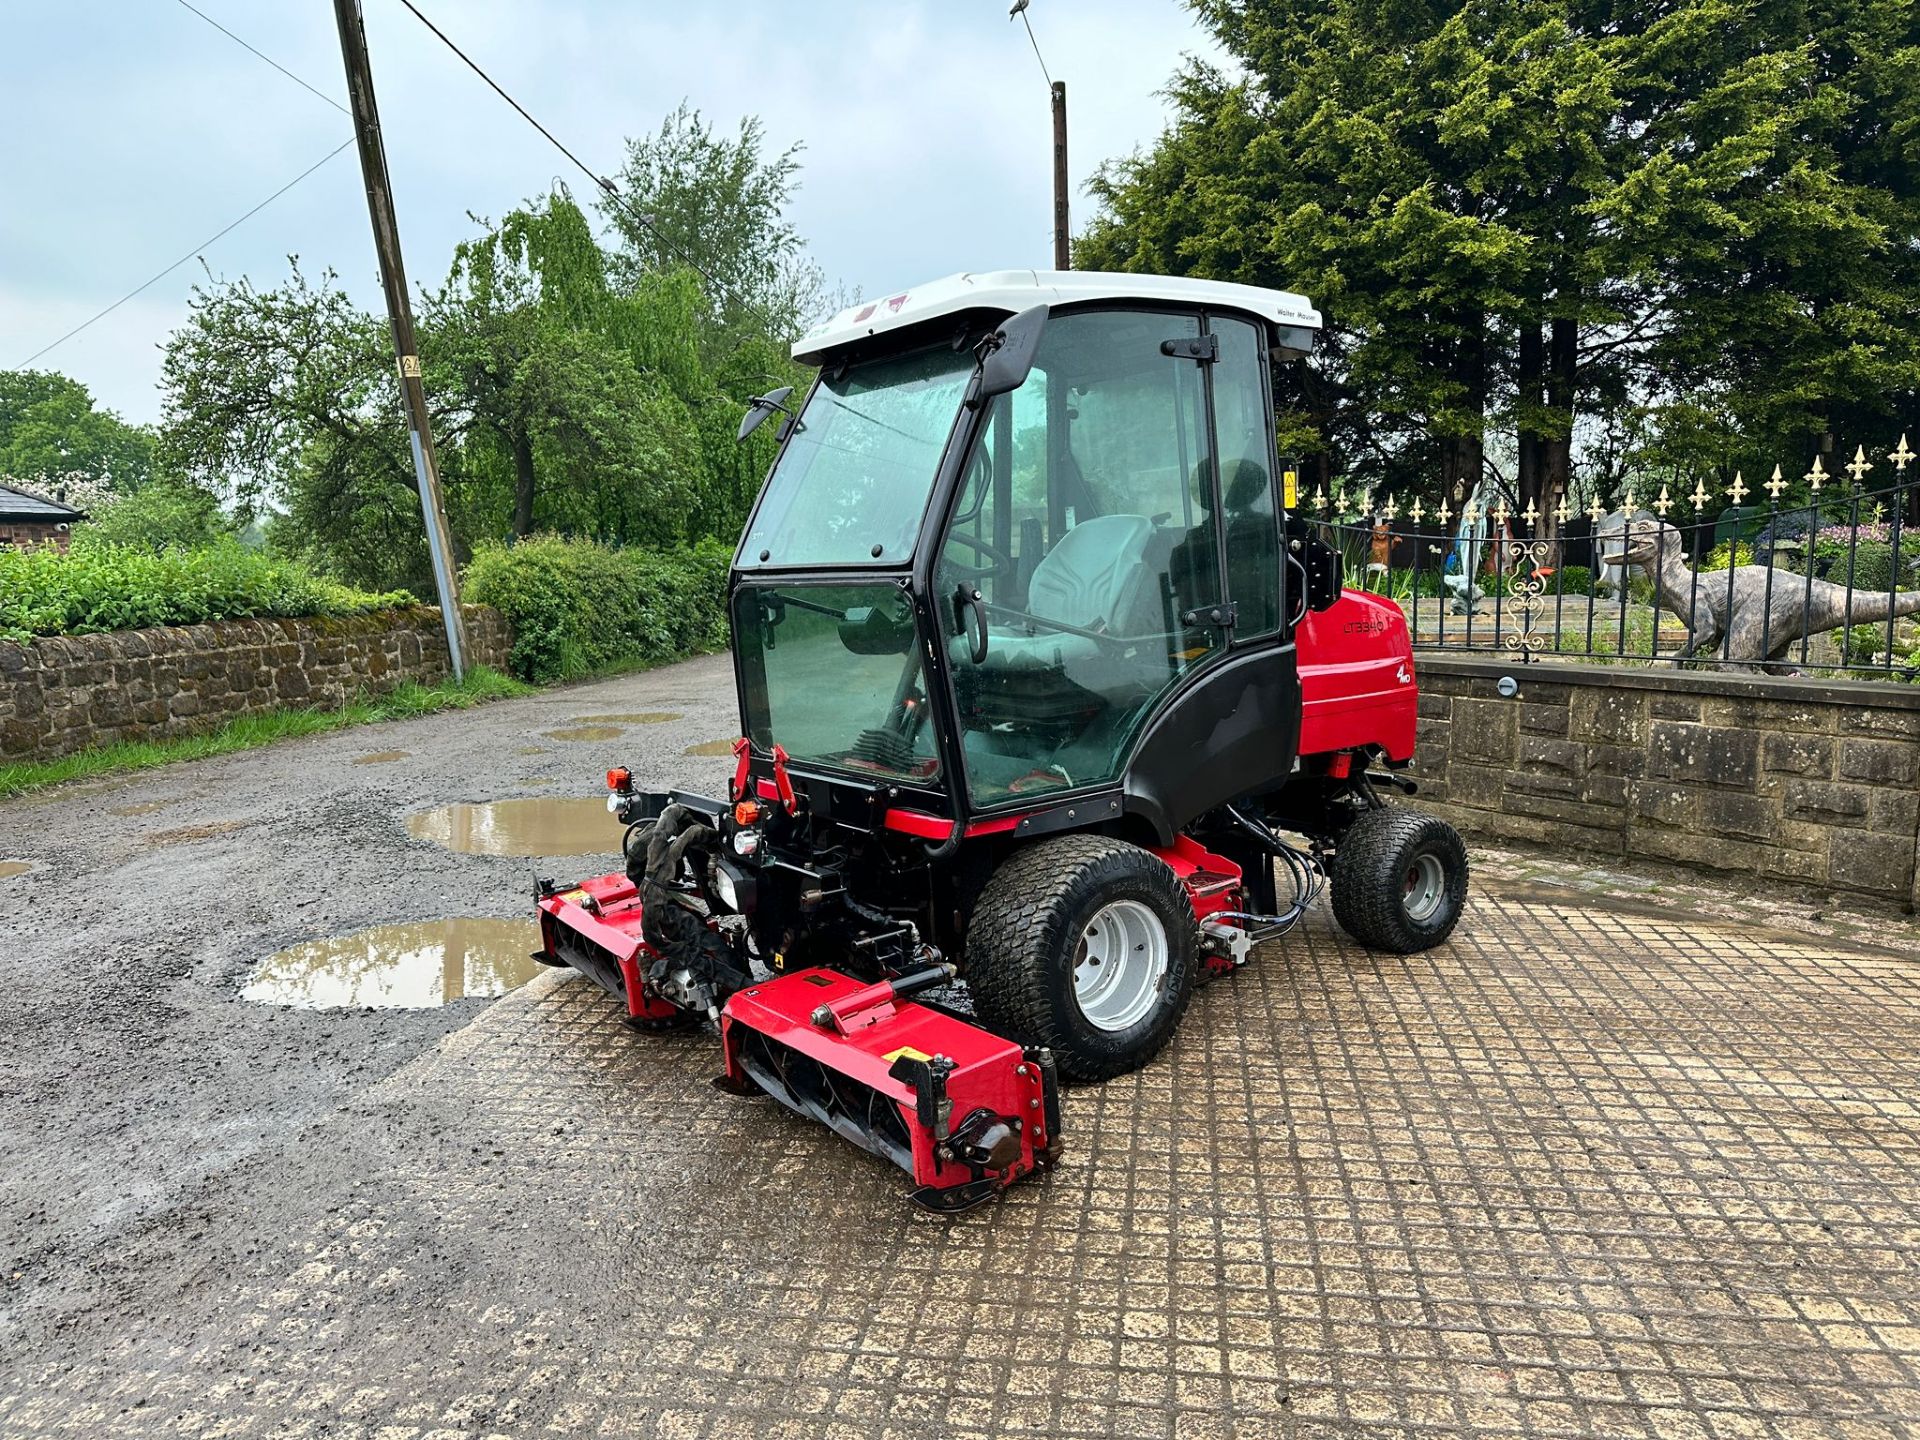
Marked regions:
[792,269,1322,364]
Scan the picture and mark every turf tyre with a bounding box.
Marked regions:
[965,835,1197,1082]
[1329,808,1467,953]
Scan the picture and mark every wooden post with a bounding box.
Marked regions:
[1051,81,1070,270]
[333,0,468,679]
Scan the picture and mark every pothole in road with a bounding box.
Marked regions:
[353,750,410,765]
[405,797,624,857]
[570,712,682,725]
[543,726,624,742]
[0,860,34,879]
[148,821,248,847]
[241,918,545,1010]
[685,739,737,756]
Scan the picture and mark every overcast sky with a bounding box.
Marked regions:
[1,2,1223,426]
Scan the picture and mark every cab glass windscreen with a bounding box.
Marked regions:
[739,347,974,567]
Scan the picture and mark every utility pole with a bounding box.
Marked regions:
[333,0,468,679]
[1051,81,1070,270]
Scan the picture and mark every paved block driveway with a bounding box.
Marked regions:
[2,657,1918,1438]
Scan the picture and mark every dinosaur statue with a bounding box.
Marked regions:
[1606,519,1920,671]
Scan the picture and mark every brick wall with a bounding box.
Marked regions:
[1410,656,1920,910]
[0,522,74,552]
[0,606,510,763]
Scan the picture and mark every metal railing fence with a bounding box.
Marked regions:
[1307,438,1920,678]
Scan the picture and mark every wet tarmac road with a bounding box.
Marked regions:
[6,651,1920,1438]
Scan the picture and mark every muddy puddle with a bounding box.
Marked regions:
[685,739,738,757]
[406,797,623,857]
[353,750,409,765]
[0,861,33,879]
[570,712,681,725]
[241,918,545,1010]
[543,726,624,742]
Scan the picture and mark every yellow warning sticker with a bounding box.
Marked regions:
[560,888,590,906]
[1283,469,1299,508]
[883,1045,932,1064]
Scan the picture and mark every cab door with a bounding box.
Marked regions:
[932,309,1230,811]
[1108,309,1304,838]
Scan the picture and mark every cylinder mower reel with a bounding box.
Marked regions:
[531,270,1469,1213]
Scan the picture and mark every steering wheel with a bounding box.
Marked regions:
[942,529,1017,580]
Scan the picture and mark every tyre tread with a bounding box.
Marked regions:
[1329,808,1468,954]
[965,834,1195,1082]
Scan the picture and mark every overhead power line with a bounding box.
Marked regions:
[170,0,350,116]
[392,0,764,320]
[16,139,354,369]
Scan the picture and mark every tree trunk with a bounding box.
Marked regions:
[1441,312,1487,511]
[1541,316,1576,543]
[1517,321,1545,532]
[511,428,536,538]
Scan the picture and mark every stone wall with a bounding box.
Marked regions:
[1410,656,1920,911]
[0,607,510,763]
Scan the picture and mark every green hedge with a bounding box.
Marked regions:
[463,534,732,683]
[0,539,412,644]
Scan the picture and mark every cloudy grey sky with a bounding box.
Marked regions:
[1,2,1223,425]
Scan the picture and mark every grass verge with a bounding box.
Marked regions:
[0,665,530,802]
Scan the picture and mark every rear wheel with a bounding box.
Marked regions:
[1329,809,1467,953]
[965,835,1197,1082]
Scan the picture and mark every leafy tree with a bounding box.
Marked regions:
[159,107,823,592]
[1080,0,1920,526]
[601,103,827,343]
[0,370,156,491]
[425,193,705,545]
[158,260,428,592]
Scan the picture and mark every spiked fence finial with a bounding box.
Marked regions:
[1845,444,1873,487]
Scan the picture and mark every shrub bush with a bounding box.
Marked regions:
[463,534,732,683]
[1817,540,1896,595]
[1555,565,1594,596]
[1700,541,1754,573]
[70,480,231,554]
[0,539,412,644]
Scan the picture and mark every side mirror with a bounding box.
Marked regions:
[737,386,795,442]
[967,305,1048,409]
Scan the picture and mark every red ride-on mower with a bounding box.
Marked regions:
[534,272,1467,1212]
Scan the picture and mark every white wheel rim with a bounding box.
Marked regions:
[1071,899,1169,1033]
[1403,853,1446,923]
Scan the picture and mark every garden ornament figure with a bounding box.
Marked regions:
[1607,519,1920,671]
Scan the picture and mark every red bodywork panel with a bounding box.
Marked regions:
[1296,589,1418,762]
[537,874,680,1022]
[1152,834,1242,921]
[721,967,1052,1205]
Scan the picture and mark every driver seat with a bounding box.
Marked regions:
[1025,514,1152,633]
[968,514,1155,702]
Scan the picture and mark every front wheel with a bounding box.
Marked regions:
[1329,809,1468,953]
[964,835,1197,1082]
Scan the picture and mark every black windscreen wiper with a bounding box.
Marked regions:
[766,592,849,622]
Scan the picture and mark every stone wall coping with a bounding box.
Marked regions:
[1417,654,1920,712]
[0,604,493,667]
